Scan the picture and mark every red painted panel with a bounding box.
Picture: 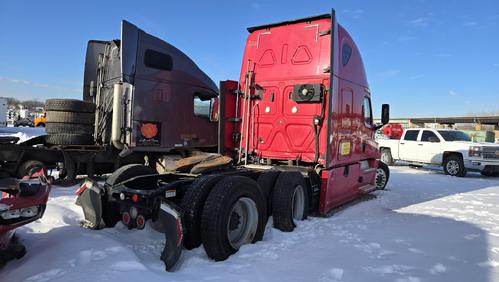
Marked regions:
[228,14,381,215]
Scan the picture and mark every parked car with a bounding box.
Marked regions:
[378,128,499,177]
[1,169,51,266]
[13,117,34,127]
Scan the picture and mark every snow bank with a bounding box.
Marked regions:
[1,166,499,282]
[0,127,45,143]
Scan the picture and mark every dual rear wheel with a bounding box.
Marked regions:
[182,171,309,261]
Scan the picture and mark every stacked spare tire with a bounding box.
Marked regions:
[45,99,96,145]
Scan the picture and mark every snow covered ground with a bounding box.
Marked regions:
[0,127,45,143]
[1,165,499,282]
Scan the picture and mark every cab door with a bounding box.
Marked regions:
[399,129,421,161]
[417,130,443,164]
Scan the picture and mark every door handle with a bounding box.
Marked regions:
[418,144,423,146]
[400,142,405,145]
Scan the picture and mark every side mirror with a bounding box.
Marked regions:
[373,104,390,131]
[381,104,390,125]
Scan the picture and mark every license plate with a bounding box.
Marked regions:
[496,151,499,156]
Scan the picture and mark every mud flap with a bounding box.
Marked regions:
[153,200,183,271]
[77,182,103,229]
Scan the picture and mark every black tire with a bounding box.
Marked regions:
[272,171,309,232]
[102,164,156,227]
[46,111,95,124]
[17,160,46,178]
[443,154,466,177]
[380,148,394,166]
[256,170,280,217]
[45,134,94,145]
[45,99,96,113]
[376,161,390,190]
[201,176,266,261]
[36,123,45,127]
[181,175,224,250]
[46,122,94,135]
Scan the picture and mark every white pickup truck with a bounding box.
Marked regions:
[378,128,499,177]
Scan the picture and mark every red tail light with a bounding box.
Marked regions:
[131,194,140,203]
[136,215,145,229]
[122,212,131,225]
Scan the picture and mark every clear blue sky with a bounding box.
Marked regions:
[0,0,498,117]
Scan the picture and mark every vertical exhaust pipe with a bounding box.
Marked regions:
[112,83,124,150]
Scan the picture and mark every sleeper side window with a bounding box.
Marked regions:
[342,43,352,66]
[144,49,173,71]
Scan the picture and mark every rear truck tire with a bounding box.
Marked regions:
[376,161,390,190]
[443,154,466,177]
[201,176,266,261]
[17,160,46,179]
[271,171,309,232]
[380,148,394,166]
[256,170,280,217]
[180,175,224,250]
[102,164,156,228]
[45,134,94,145]
[46,111,95,124]
[45,98,96,113]
[45,122,94,135]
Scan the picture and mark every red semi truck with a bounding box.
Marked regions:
[77,10,390,270]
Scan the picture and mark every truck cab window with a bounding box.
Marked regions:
[421,130,440,142]
[404,130,419,141]
[342,43,352,66]
[363,97,373,126]
[144,49,173,71]
[193,95,212,119]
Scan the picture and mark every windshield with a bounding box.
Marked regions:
[437,130,471,141]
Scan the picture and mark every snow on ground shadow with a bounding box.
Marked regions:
[1,166,499,282]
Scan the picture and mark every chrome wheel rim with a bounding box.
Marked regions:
[446,160,459,175]
[226,197,258,249]
[292,185,305,221]
[376,168,387,189]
